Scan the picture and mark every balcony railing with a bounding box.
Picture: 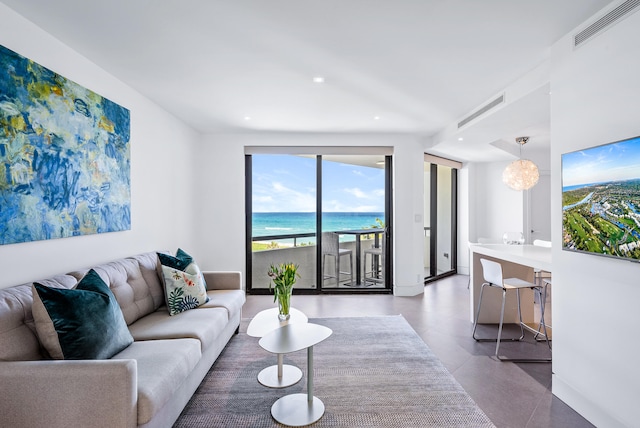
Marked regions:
[252,232,316,248]
[251,231,381,289]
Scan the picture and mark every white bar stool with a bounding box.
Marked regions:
[472,258,551,362]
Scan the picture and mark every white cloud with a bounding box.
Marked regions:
[323,199,345,212]
[344,187,368,199]
[351,205,379,212]
[323,199,381,213]
[254,195,273,203]
[253,181,316,212]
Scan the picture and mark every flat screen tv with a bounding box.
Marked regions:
[562,135,640,262]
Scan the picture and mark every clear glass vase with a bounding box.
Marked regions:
[278,292,291,322]
[503,231,524,245]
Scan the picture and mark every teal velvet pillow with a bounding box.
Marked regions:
[32,269,134,360]
[158,248,195,272]
[158,248,209,316]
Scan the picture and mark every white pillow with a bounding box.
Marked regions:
[158,249,209,316]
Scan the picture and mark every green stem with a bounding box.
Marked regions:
[278,291,291,315]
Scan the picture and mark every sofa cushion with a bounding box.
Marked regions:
[199,289,246,320]
[128,307,228,351]
[127,252,165,309]
[69,254,164,326]
[158,249,209,316]
[32,270,134,360]
[112,338,201,425]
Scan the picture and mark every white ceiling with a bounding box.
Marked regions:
[1,0,614,162]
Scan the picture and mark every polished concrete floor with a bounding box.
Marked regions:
[242,274,594,428]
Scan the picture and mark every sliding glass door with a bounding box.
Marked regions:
[320,155,387,290]
[424,154,460,282]
[247,154,318,291]
[246,150,392,293]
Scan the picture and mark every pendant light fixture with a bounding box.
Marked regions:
[502,137,539,190]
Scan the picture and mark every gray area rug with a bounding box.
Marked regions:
[174,315,495,427]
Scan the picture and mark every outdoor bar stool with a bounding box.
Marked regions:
[363,246,381,277]
[321,232,353,287]
[363,232,384,285]
[472,258,551,362]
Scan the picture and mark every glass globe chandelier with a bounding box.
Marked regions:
[502,137,539,190]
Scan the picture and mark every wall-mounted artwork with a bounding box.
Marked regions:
[562,135,640,262]
[0,44,131,245]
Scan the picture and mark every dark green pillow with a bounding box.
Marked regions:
[32,269,134,360]
[157,248,194,271]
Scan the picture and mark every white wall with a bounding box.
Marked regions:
[0,4,200,289]
[195,132,426,296]
[550,6,640,427]
[468,161,524,243]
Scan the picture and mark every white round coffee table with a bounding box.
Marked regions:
[247,307,308,388]
[259,323,332,427]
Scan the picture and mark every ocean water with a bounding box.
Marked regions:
[253,212,384,242]
[562,182,609,192]
[562,184,593,192]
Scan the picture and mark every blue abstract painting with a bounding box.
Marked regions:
[0,44,131,245]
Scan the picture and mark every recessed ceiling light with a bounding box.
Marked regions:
[374,116,381,120]
[458,137,464,141]
[312,76,325,83]
[244,116,251,121]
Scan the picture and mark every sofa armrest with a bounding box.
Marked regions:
[203,271,243,291]
[0,359,137,428]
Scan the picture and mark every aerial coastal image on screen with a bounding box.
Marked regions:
[563,179,640,259]
[562,136,640,260]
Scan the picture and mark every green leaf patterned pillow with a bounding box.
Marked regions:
[158,249,209,316]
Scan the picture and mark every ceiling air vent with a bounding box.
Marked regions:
[574,0,640,48]
[457,94,504,129]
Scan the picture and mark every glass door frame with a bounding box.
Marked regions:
[424,155,459,283]
[245,150,393,294]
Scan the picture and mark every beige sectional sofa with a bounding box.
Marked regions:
[0,252,245,428]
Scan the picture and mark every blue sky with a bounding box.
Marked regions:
[562,137,640,187]
[252,155,385,212]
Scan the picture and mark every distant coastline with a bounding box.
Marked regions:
[563,177,640,193]
[562,183,599,192]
